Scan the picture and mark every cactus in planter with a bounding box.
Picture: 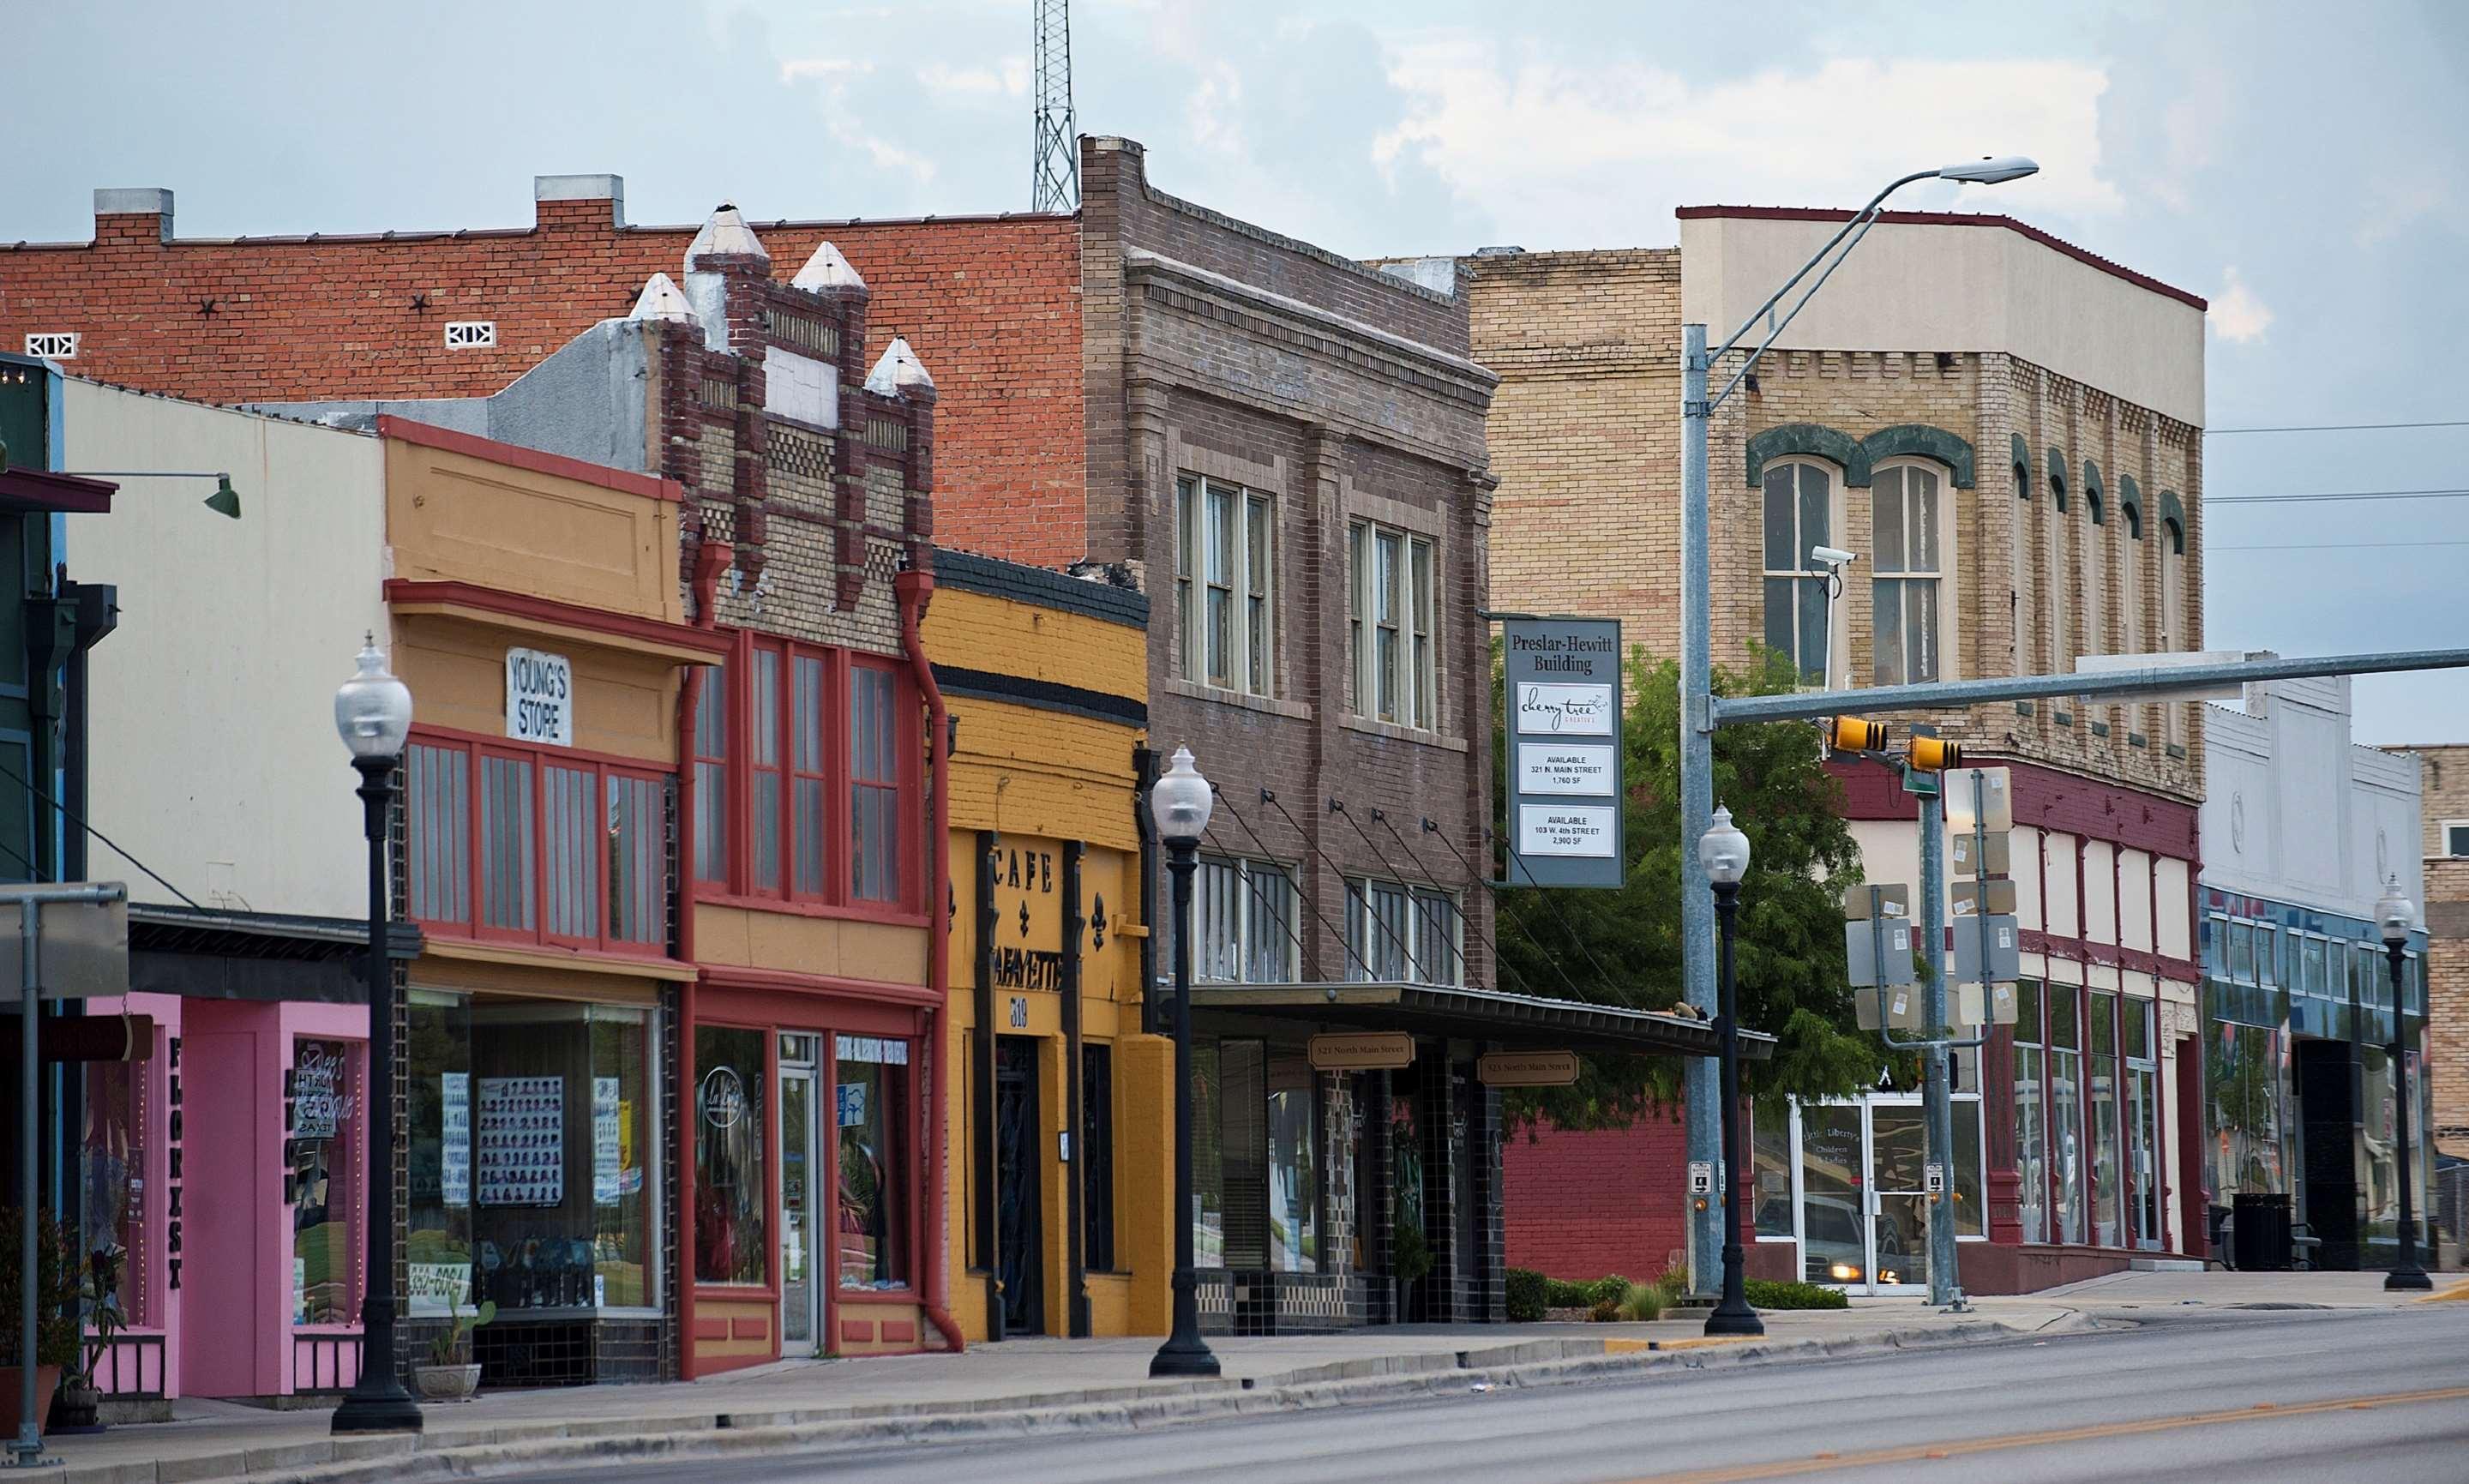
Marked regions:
[427,1296,496,1368]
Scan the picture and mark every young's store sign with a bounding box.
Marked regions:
[506,646,574,746]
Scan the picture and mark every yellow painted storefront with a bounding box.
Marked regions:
[925,551,1171,1341]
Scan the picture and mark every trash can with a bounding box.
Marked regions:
[2232,1193,2293,1271]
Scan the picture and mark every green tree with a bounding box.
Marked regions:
[1496,646,1890,1128]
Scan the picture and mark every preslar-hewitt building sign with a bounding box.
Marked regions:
[1504,618,1625,888]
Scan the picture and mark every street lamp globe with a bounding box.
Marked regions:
[1150,745,1213,844]
[1699,805,1751,886]
[334,634,413,762]
[2378,876,2415,946]
[1937,155,2040,185]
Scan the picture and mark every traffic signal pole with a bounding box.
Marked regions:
[1915,779,1964,1310]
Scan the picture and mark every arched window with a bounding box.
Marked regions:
[1761,460,1837,683]
[2046,457,2070,679]
[2160,514,2188,748]
[1871,461,1951,684]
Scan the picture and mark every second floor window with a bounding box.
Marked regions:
[1174,477,1275,697]
[1761,460,1832,683]
[1195,855,1298,983]
[1344,878,1463,985]
[406,734,672,957]
[688,636,916,913]
[1348,520,1437,728]
[1871,464,1943,685]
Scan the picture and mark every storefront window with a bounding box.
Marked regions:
[2089,990,2121,1247]
[2207,1020,2290,1199]
[2048,986,2084,1245]
[836,1036,911,1289]
[409,991,475,1317]
[696,1025,767,1286]
[291,1038,364,1325]
[81,1054,152,1327]
[1193,1042,1224,1269]
[411,995,662,1311]
[2014,980,2047,1244]
[1266,1059,1318,1272]
[1955,1100,1985,1238]
[1751,1103,1792,1239]
[1799,1104,1863,1283]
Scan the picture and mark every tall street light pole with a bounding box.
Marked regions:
[2376,878,2432,1292]
[1677,154,2037,1288]
[1699,807,1763,1337]
[1149,746,1221,1378]
[330,637,423,1435]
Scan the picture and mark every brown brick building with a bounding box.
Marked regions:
[2395,744,2469,1159]
[1421,212,2218,1293]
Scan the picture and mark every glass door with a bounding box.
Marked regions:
[1797,1104,1867,1286]
[1865,1103,1931,1294]
[779,1046,821,1357]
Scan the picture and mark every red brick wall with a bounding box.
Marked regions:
[0,200,1084,565]
[1502,1113,1692,1283]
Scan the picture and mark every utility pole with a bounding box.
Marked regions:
[1030,0,1078,213]
[1679,322,1719,1289]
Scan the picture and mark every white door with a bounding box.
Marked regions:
[779,1065,822,1356]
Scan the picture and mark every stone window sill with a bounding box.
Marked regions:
[1162,676,1313,722]
[1340,715,1470,754]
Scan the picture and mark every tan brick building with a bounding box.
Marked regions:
[1425,209,2220,1291]
[2394,743,2469,1158]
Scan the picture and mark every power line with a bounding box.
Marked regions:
[2210,487,2469,507]
[2208,419,2469,436]
[2213,539,2469,553]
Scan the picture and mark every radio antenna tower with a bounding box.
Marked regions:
[1031,0,1078,211]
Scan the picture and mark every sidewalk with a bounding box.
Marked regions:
[26,1296,2080,1484]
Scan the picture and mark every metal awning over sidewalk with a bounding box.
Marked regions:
[1189,981,1774,1060]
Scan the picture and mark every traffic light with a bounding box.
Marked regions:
[1826,717,1886,754]
[1907,735,1963,772]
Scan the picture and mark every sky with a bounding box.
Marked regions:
[8,0,2468,741]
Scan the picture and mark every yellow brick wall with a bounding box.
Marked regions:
[1466,248,2208,804]
[2406,746,2469,1153]
[924,565,1168,1337]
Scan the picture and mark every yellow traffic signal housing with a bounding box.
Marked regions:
[1827,717,1886,754]
[1908,736,1963,772]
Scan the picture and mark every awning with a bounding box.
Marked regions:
[1188,981,1774,1060]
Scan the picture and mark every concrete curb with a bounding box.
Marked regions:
[59,1317,2057,1484]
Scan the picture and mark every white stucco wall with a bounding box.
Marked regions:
[2200,676,2423,920]
[1679,213,2206,427]
[63,382,387,920]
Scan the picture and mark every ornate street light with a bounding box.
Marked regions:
[2376,877,2432,1292]
[1148,746,1221,1378]
[1700,805,1763,1337]
[330,637,424,1433]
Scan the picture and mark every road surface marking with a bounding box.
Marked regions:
[1606,1385,2469,1483]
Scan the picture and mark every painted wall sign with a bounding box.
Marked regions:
[1517,742,1617,797]
[1503,618,1625,888]
[1307,1030,1416,1071]
[1476,1049,1581,1087]
[506,646,574,747]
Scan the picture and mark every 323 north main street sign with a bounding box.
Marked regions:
[1504,617,1624,888]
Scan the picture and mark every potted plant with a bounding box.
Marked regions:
[415,1296,494,1401]
[0,1209,81,1438]
[50,1243,129,1433]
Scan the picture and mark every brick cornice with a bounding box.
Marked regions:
[1122,248,1498,394]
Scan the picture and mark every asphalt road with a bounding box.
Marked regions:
[510,1305,2469,1483]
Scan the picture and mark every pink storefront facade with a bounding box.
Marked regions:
[81,916,396,1409]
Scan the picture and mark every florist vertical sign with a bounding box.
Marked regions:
[1504,617,1624,888]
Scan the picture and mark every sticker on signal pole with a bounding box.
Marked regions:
[1502,617,1625,888]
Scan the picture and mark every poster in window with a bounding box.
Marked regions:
[477,1076,564,1206]
[292,1042,349,1139]
[593,1076,622,1204]
[441,1072,472,1209]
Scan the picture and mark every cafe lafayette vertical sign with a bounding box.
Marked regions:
[1505,617,1624,888]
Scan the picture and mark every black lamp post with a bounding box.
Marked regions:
[2376,877,2433,1293]
[1701,805,1763,1338]
[1149,746,1221,1379]
[330,637,424,1433]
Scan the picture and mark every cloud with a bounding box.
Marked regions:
[916,57,1030,101]
[2209,266,2272,345]
[1374,43,2124,248]
[777,56,873,83]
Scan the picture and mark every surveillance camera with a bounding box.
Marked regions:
[1810,545,1858,567]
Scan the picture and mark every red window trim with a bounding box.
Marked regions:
[688,631,924,922]
[405,725,678,962]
